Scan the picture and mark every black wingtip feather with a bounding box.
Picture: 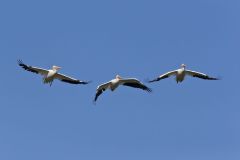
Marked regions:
[148,78,159,83]
[208,77,219,80]
[17,59,39,74]
[123,82,152,93]
[18,59,25,67]
[148,75,169,83]
[193,75,220,80]
[81,81,92,85]
[142,86,152,92]
[60,79,91,85]
[146,87,152,92]
[94,89,104,102]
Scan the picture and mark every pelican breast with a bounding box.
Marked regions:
[176,68,185,82]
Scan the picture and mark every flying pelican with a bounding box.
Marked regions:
[94,75,152,102]
[18,60,90,86]
[149,64,219,83]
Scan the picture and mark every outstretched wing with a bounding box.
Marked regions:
[18,60,49,75]
[94,82,111,102]
[149,70,177,83]
[120,78,152,92]
[186,70,219,80]
[55,73,90,84]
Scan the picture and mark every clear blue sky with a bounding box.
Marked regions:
[0,0,239,159]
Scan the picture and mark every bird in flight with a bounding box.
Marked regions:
[94,75,152,102]
[149,64,219,83]
[18,60,90,86]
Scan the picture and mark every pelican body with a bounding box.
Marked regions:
[94,75,152,102]
[176,64,186,83]
[107,75,123,91]
[18,60,90,86]
[149,64,219,83]
[42,66,61,85]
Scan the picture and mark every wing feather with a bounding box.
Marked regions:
[120,78,152,92]
[94,82,111,102]
[18,60,49,75]
[55,73,90,84]
[186,70,219,80]
[149,70,177,83]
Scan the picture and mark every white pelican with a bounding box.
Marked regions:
[149,64,219,83]
[94,75,152,102]
[18,60,90,86]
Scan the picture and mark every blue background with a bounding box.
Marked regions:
[0,0,239,159]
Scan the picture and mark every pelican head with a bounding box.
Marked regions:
[116,75,122,79]
[181,64,186,69]
[52,65,61,71]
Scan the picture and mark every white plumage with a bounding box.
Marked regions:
[149,64,219,83]
[94,75,152,102]
[18,60,90,86]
